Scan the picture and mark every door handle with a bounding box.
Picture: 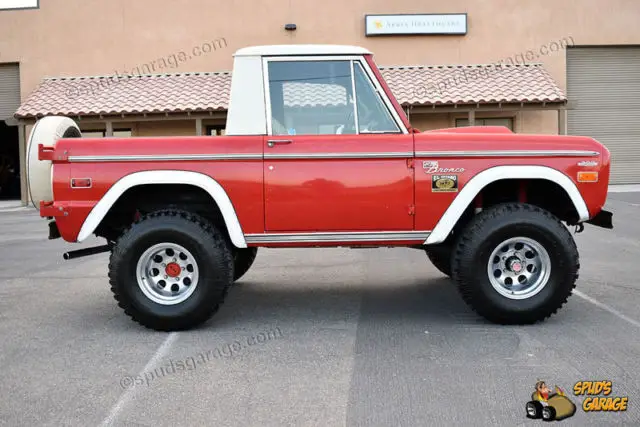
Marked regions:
[267,139,293,148]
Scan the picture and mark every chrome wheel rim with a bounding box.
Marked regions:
[136,242,199,305]
[487,237,551,300]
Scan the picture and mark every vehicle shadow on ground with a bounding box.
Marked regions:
[210,277,489,330]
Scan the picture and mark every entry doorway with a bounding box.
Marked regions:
[0,63,21,201]
[0,122,20,200]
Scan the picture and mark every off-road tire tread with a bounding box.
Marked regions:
[451,203,580,324]
[108,209,233,331]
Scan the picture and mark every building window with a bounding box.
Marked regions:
[206,125,226,136]
[455,118,513,130]
[81,129,132,138]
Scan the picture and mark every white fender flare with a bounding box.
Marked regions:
[424,165,590,245]
[76,170,248,248]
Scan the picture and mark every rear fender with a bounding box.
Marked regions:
[76,170,247,248]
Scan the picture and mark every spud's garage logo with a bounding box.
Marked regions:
[525,380,629,422]
[574,381,628,412]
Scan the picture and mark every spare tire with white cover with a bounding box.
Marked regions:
[26,116,81,208]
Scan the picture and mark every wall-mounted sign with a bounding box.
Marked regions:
[0,0,38,11]
[365,14,467,36]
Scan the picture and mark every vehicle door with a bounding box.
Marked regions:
[262,56,414,232]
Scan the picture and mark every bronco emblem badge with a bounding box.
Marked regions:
[423,160,465,174]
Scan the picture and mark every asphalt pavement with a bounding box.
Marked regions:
[1,193,639,426]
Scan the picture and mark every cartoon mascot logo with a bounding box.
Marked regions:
[526,380,576,422]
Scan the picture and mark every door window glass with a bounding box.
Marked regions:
[353,63,400,133]
[267,60,356,135]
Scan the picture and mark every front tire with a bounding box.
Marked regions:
[451,203,579,324]
[109,210,233,331]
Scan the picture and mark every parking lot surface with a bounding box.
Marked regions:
[1,194,639,426]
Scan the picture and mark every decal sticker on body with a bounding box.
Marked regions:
[432,175,459,192]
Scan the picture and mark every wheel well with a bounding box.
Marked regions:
[447,178,580,242]
[95,184,228,242]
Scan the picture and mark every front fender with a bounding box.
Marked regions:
[424,165,590,245]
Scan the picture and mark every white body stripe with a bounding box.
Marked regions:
[424,165,590,245]
[76,171,247,248]
[415,150,599,158]
[263,152,412,159]
[68,153,262,162]
[67,150,597,163]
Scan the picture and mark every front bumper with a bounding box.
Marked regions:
[586,209,613,229]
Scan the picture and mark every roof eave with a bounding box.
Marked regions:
[407,99,567,111]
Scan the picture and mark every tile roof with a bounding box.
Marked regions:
[382,64,566,106]
[14,64,566,119]
[15,72,232,118]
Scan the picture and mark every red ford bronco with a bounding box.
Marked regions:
[26,45,613,331]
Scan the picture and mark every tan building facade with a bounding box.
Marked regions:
[1,0,640,203]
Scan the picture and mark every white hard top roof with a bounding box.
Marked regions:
[234,44,372,57]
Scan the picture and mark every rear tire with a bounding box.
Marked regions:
[451,203,579,324]
[109,210,233,331]
[233,247,258,281]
